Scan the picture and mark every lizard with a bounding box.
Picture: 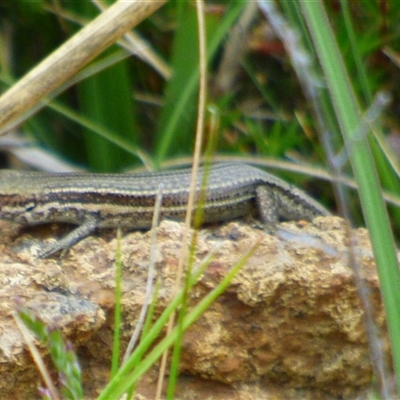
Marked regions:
[0,162,330,258]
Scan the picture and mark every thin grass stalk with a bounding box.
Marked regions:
[165,1,208,398]
[111,228,123,378]
[97,238,261,399]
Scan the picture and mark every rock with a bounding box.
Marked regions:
[0,216,392,399]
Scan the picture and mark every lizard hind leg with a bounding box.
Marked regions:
[255,185,280,231]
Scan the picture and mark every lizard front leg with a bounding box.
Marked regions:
[39,216,99,258]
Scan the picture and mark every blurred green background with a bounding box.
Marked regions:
[1,1,400,215]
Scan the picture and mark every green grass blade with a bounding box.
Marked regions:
[16,305,83,400]
[77,58,138,172]
[300,2,400,395]
[97,239,260,399]
[46,100,152,168]
[154,2,246,165]
[111,229,123,378]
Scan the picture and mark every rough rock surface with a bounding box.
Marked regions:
[0,215,393,399]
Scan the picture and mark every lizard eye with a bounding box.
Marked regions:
[25,202,36,212]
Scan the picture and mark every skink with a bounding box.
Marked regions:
[0,162,329,257]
